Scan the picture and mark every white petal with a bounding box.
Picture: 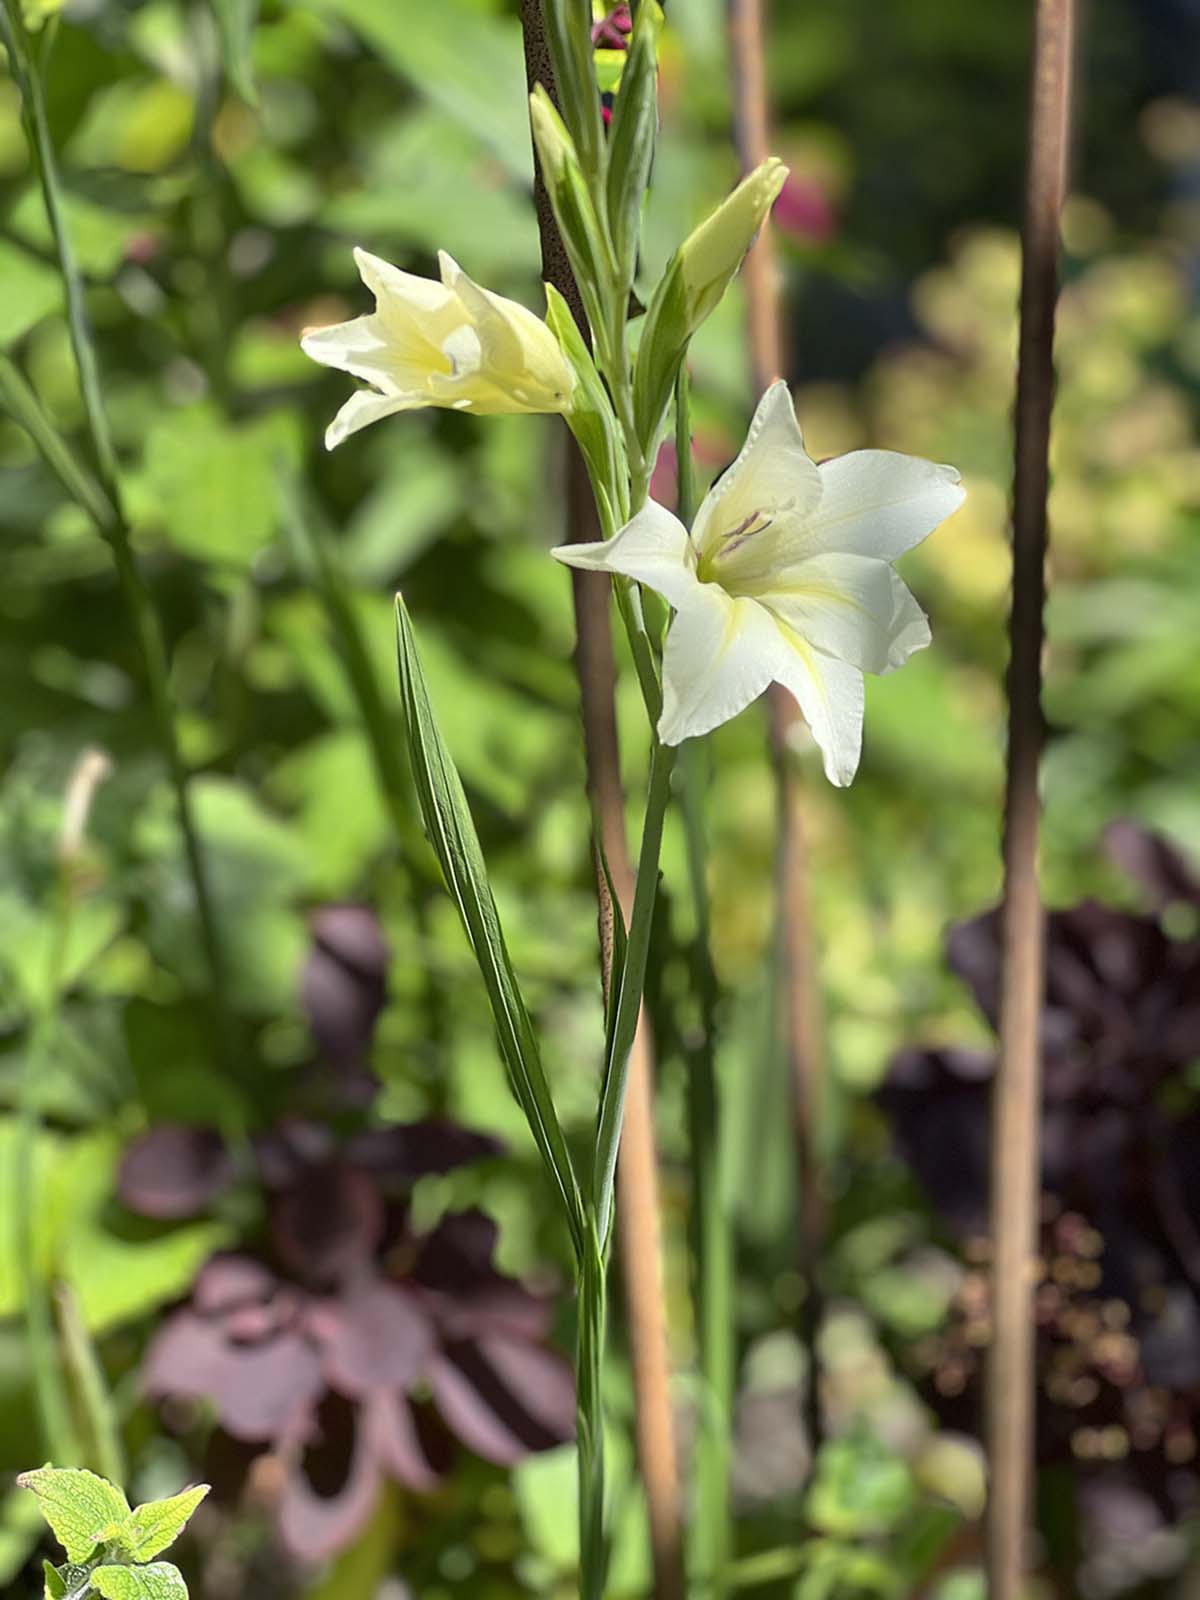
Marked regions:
[882,569,931,671]
[325,388,423,450]
[753,553,901,674]
[355,246,454,318]
[552,500,699,610]
[810,450,965,560]
[658,588,779,745]
[770,626,865,786]
[692,381,821,560]
[301,314,416,396]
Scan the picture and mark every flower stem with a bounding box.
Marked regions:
[0,0,229,1056]
[675,368,735,1594]
[593,736,676,1245]
[576,1228,608,1600]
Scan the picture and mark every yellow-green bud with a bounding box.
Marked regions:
[677,157,788,325]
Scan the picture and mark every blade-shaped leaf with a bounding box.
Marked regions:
[91,1563,188,1600]
[605,0,663,292]
[544,283,626,532]
[394,598,585,1258]
[210,0,259,105]
[17,1468,130,1563]
[113,1485,210,1563]
[539,0,605,188]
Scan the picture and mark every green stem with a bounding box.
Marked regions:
[576,1231,608,1600]
[0,0,229,1053]
[676,366,734,1592]
[55,1283,126,1486]
[592,736,676,1244]
[17,876,78,1464]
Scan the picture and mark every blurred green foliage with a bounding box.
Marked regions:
[2,0,1199,1596]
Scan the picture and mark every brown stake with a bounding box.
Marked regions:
[728,0,827,1449]
[988,2,1075,1595]
[518,8,685,1598]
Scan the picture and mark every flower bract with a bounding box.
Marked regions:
[552,380,965,784]
[301,248,576,449]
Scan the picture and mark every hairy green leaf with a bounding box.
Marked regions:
[91,1562,189,1600]
[17,1468,130,1563]
[111,1486,210,1564]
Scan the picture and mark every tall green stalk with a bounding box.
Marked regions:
[0,0,229,1056]
[675,368,735,1592]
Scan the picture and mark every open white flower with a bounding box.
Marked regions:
[301,248,576,449]
[552,381,965,785]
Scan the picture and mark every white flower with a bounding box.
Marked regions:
[301,248,576,450]
[552,381,965,785]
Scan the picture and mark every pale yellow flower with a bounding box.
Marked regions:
[554,382,965,785]
[301,248,576,449]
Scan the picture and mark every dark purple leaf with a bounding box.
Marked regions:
[192,1256,278,1317]
[308,1279,434,1398]
[346,1121,505,1181]
[270,1163,383,1286]
[118,1126,235,1219]
[277,1392,381,1563]
[367,1389,443,1493]
[253,1120,336,1189]
[410,1209,500,1291]
[876,1048,994,1236]
[430,1334,575,1466]
[144,1311,323,1443]
[1105,822,1200,912]
[301,906,390,1072]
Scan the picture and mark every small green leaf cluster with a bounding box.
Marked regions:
[18,1467,209,1600]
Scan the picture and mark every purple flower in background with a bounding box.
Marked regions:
[125,1124,573,1563]
[119,904,574,1563]
[877,826,1200,1516]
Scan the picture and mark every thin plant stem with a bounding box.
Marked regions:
[566,451,685,1600]
[17,898,77,1466]
[55,1283,126,1487]
[988,1,1075,1594]
[0,0,229,1056]
[519,10,683,1598]
[728,0,827,1451]
[675,368,735,1594]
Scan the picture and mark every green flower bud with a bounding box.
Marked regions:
[633,157,789,450]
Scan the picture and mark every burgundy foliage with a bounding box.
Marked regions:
[877,827,1200,1527]
[122,905,574,1564]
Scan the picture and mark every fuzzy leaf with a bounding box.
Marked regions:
[91,1563,189,1600]
[112,1486,210,1563]
[17,1469,131,1563]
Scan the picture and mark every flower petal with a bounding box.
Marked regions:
[770,627,865,786]
[810,449,964,560]
[658,587,779,745]
[754,552,908,675]
[552,500,699,609]
[439,252,574,414]
[355,246,454,319]
[692,380,821,561]
[324,388,423,451]
[883,568,932,671]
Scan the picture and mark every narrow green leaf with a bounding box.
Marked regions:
[42,1560,66,1600]
[539,0,605,190]
[604,1,663,293]
[17,1468,131,1564]
[544,283,626,531]
[593,835,628,1062]
[529,88,616,350]
[91,1562,189,1600]
[112,1485,210,1564]
[394,598,585,1258]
